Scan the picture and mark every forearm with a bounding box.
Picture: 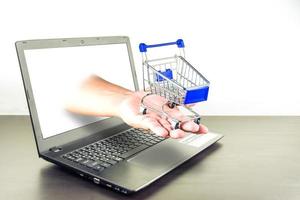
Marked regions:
[66,90,130,117]
[65,75,208,137]
[66,75,135,117]
[83,75,132,95]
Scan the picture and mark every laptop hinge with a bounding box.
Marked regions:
[49,146,63,153]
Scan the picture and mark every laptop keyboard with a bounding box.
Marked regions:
[61,128,166,172]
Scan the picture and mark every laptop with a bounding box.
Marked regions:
[15,36,223,194]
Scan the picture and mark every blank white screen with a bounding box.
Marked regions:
[24,44,135,138]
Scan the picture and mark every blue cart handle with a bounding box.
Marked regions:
[139,39,185,52]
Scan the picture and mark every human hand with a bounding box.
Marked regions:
[118,91,208,139]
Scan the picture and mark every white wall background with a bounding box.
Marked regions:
[1,0,300,115]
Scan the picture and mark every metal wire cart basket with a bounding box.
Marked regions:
[139,39,210,129]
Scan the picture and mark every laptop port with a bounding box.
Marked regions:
[93,177,100,184]
[121,189,128,194]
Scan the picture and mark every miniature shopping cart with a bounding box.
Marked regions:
[139,39,210,129]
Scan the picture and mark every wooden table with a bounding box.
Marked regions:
[1,116,300,200]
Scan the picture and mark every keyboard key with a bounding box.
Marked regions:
[145,142,154,146]
[93,165,105,172]
[81,159,92,165]
[74,157,84,163]
[99,157,110,162]
[86,161,100,168]
[106,159,118,165]
[111,156,123,162]
[100,162,111,168]
[120,144,149,159]
[62,128,164,170]
[149,140,158,144]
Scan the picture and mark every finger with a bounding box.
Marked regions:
[141,111,173,132]
[133,112,161,126]
[169,129,185,139]
[158,118,172,131]
[180,121,199,132]
[141,117,169,137]
[137,113,172,134]
[197,124,208,134]
[144,109,168,120]
[141,112,172,132]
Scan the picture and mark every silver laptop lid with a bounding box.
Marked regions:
[16,36,138,153]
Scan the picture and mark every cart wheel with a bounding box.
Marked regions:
[194,117,201,125]
[171,120,180,129]
[142,108,147,115]
[167,102,177,109]
[174,122,180,129]
[139,106,147,115]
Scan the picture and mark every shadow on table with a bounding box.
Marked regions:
[38,143,222,200]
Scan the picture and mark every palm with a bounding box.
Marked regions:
[119,92,208,138]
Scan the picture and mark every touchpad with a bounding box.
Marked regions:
[128,140,191,171]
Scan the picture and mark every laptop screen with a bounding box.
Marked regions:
[24,44,135,139]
